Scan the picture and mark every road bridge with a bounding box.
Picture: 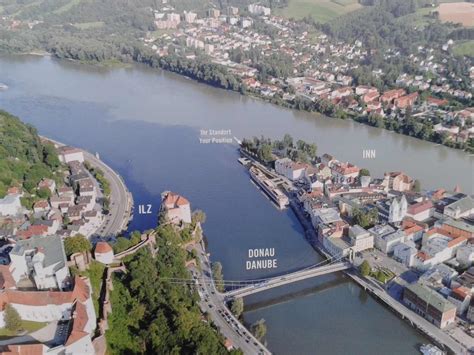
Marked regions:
[223,261,351,299]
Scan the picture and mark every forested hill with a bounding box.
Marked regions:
[0,110,61,198]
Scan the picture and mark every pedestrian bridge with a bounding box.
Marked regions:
[223,261,351,299]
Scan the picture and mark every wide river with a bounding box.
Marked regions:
[0,55,472,354]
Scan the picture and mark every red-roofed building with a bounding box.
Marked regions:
[406,200,433,221]
[161,191,192,224]
[17,225,48,240]
[381,89,406,105]
[94,242,114,265]
[394,92,418,109]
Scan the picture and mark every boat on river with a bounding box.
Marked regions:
[419,344,445,355]
[249,166,289,209]
[0,83,8,90]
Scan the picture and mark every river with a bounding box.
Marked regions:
[0,54,471,354]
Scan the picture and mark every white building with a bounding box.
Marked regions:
[414,230,467,271]
[374,230,405,254]
[444,196,474,219]
[9,235,69,291]
[161,191,192,224]
[393,241,417,267]
[348,225,374,252]
[0,193,22,217]
[0,276,96,354]
[456,244,474,267]
[248,4,271,16]
[275,158,306,181]
[388,195,407,223]
[310,207,341,229]
[58,146,84,164]
[94,242,114,265]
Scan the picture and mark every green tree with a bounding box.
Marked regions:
[283,133,293,149]
[230,298,244,318]
[192,210,207,224]
[4,304,22,332]
[359,168,370,177]
[360,260,371,277]
[211,261,225,292]
[251,319,267,341]
[413,179,421,192]
[64,234,92,257]
[36,187,51,199]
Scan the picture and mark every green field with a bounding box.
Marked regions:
[453,40,474,57]
[53,0,86,14]
[0,320,47,339]
[276,0,362,23]
[73,21,104,29]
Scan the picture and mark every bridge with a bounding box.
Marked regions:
[223,260,351,299]
[161,254,352,299]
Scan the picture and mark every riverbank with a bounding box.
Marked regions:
[238,147,471,355]
[41,136,134,238]
[8,50,471,154]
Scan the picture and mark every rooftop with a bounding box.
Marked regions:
[405,282,456,313]
[11,235,67,270]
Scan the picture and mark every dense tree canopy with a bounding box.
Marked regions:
[0,111,62,198]
[106,225,231,354]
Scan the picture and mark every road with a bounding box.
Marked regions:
[194,242,271,355]
[348,272,471,355]
[82,151,133,237]
[42,136,133,238]
[224,261,350,298]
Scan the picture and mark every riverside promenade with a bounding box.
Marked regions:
[238,148,471,355]
[42,136,133,237]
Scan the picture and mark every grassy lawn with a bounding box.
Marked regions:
[397,7,436,28]
[53,0,84,14]
[0,321,47,339]
[275,0,362,23]
[453,40,474,57]
[71,261,106,315]
[73,21,104,30]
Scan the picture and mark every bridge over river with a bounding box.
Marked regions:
[223,261,351,298]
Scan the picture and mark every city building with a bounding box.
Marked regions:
[388,195,408,223]
[275,158,306,181]
[374,229,405,254]
[393,241,417,267]
[406,200,433,221]
[403,282,456,329]
[415,229,467,271]
[0,276,96,353]
[348,225,374,252]
[383,172,414,192]
[9,235,69,290]
[443,196,474,219]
